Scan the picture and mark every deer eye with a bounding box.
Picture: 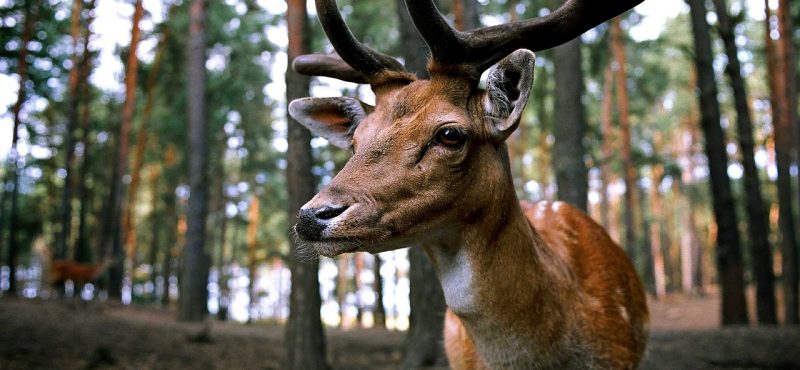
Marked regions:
[434,127,467,148]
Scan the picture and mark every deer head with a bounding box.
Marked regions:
[290,0,642,257]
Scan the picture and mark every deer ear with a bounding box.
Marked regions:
[482,49,535,143]
[288,97,373,149]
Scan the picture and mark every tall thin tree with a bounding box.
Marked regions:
[56,0,84,261]
[284,0,328,367]
[123,24,169,266]
[103,0,144,299]
[551,0,588,211]
[765,0,799,325]
[5,1,35,294]
[74,0,97,264]
[179,0,211,322]
[599,63,615,230]
[712,0,777,324]
[610,17,638,259]
[687,0,748,325]
[777,0,798,326]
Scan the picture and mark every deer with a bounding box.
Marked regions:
[289,0,648,368]
[49,258,114,293]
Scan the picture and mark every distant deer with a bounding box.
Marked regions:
[49,258,113,293]
[290,0,648,368]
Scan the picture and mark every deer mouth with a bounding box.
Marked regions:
[295,203,390,256]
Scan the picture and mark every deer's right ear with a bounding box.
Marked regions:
[288,97,373,149]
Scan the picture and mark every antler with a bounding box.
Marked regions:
[293,0,411,85]
[406,0,644,78]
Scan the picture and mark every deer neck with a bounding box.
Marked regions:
[424,182,582,365]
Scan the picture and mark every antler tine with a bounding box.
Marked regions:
[301,0,407,83]
[293,53,368,84]
[406,0,644,77]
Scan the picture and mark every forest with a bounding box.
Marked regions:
[1,0,800,368]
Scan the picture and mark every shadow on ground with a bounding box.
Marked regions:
[0,297,798,369]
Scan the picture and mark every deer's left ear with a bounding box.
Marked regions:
[288,97,373,149]
[482,49,535,143]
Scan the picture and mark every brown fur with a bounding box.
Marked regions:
[49,259,112,287]
[293,65,648,368]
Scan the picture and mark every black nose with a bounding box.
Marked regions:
[295,205,349,241]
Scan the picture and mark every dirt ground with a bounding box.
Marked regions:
[1,294,799,370]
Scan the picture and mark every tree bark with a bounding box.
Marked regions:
[395,1,447,367]
[147,166,161,301]
[552,0,588,212]
[687,0,748,325]
[247,195,260,322]
[452,0,479,31]
[373,254,386,328]
[713,0,777,324]
[778,0,798,326]
[600,63,615,230]
[285,0,328,368]
[610,17,639,260]
[56,0,84,261]
[123,26,169,266]
[5,2,34,294]
[160,177,178,306]
[766,0,799,325]
[74,0,97,264]
[337,255,349,328]
[178,0,211,322]
[103,0,144,299]
[649,157,667,298]
[679,126,703,295]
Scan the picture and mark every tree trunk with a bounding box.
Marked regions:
[552,0,588,212]
[285,0,328,368]
[354,253,365,327]
[766,0,799,325]
[147,166,162,301]
[687,0,748,325]
[103,0,144,299]
[5,2,34,294]
[247,195,260,322]
[452,0,479,31]
[160,178,178,306]
[649,159,667,298]
[395,0,447,367]
[123,26,169,266]
[778,0,798,326]
[74,0,97,264]
[713,0,777,324]
[610,17,639,260]
[214,154,229,320]
[679,97,704,295]
[600,63,615,230]
[56,0,84,261]
[337,255,349,328]
[178,0,211,322]
[373,254,386,328]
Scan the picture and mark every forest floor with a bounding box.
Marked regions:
[1,292,800,370]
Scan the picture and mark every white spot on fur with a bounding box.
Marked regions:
[619,305,630,322]
[552,201,563,212]
[438,248,475,314]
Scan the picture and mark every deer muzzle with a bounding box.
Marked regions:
[295,204,350,241]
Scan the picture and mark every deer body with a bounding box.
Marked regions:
[288,0,647,368]
[438,200,647,369]
[49,259,112,287]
